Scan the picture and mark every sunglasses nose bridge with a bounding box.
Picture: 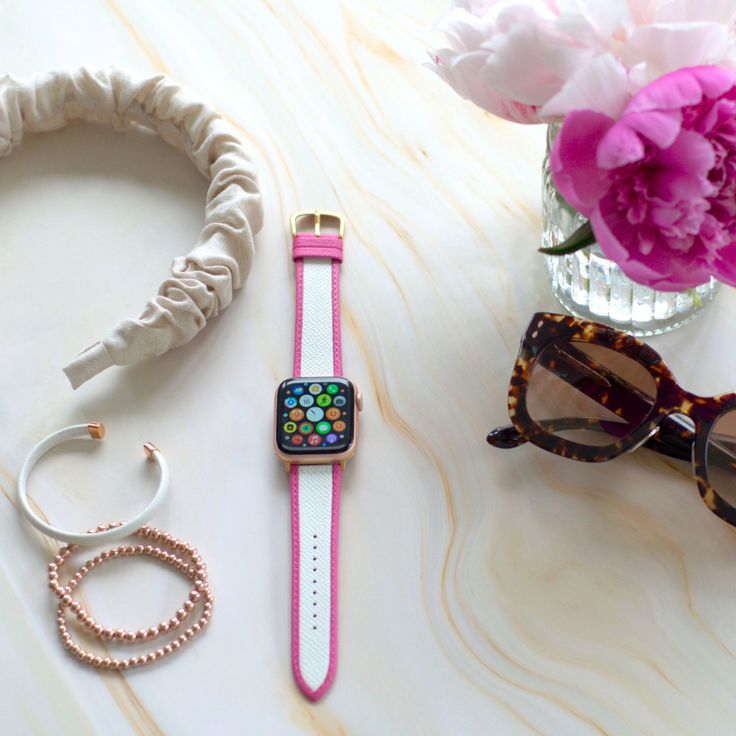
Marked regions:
[662,390,711,420]
[653,378,699,413]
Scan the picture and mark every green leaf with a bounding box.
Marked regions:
[539,220,596,256]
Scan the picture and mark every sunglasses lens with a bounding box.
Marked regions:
[526,340,657,447]
[707,409,736,506]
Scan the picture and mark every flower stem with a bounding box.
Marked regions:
[539,220,595,256]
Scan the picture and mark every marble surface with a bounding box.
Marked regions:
[2,2,736,734]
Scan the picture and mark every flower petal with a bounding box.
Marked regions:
[655,0,736,24]
[713,242,736,285]
[551,110,614,214]
[621,110,682,148]
[555,0,627,39]
[436,7,495,51]
[541,53,631,119]
[625,68,701,112]
[594,224,709,289]
[449,0,501,16]
[650,130,715,199]
[596,122,646,168]
[428,50,542,123]
[623,23,733,81]
[593,195,713,289]
[482,14,590,106]
[590,206,669,284]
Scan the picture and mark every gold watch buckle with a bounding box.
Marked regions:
[290,210,345,238]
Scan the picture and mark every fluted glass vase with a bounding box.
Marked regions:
[542,125,719,336]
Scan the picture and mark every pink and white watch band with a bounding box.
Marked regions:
[290,230,343,700]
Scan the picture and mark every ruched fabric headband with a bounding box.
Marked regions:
[0,67,263,389]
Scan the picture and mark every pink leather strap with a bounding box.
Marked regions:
[290,230,343,700]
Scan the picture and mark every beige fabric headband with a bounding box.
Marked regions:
[0,67,263,389]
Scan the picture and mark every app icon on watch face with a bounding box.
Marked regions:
[276,378,355,456]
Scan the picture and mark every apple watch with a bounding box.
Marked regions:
[275,211,362,701]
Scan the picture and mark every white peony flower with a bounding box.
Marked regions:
[429,0,736,123]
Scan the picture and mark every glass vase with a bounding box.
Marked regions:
[542,125,719,336]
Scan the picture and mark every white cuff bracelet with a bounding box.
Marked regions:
[17,422,170,545]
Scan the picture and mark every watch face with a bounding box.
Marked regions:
[276,378,355,455]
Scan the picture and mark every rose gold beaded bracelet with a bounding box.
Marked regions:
[18,423,214,670]
[49,523,214,669]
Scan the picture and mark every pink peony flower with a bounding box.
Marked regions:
[551,65,736,290]
[430,1,736,123]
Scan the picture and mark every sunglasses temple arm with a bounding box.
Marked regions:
[489,416,694,462]
[487,424,527,448]
[489,418,613,448]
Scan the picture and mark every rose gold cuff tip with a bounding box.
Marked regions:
[143,442,158,461]
[87,422,105,440]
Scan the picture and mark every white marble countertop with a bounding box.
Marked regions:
[3,2,736,734]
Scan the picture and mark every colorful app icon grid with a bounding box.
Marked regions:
[277,378,354,454]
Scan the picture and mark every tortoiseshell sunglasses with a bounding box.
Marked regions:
[487,313,736,526]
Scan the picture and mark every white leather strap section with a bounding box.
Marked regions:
[290,235,343,700]
[290,464,339,699]
[299,259,336,376]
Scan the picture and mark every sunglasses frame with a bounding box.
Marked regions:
[502,312,736,525]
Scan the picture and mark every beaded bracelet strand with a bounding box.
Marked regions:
[50,524,214,670]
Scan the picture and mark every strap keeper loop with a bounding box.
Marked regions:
[292,233,343,262]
